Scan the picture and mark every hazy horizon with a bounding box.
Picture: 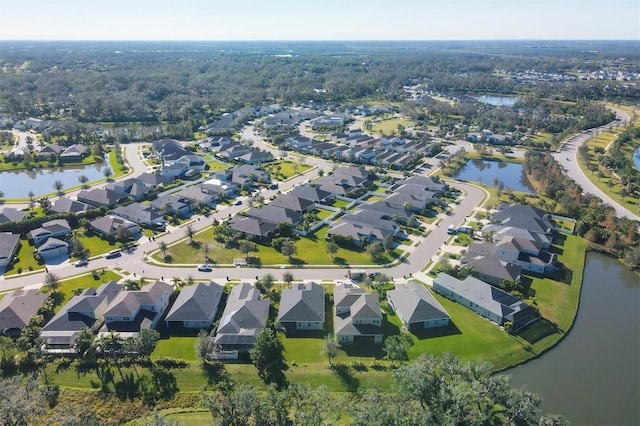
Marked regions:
[1,0,638,41]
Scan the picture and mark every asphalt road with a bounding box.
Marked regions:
[553,107,639,222]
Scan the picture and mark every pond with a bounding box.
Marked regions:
[510,253,640,425]
[634,146,640,172]
[0,156,111,199]
[475,95,520,106]
[455,159,534,193]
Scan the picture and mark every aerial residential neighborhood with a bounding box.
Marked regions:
[0,34,637,425]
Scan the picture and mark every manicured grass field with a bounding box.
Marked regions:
[371,117,413,135]
[79,233,121,257]
[263,159,312,181]
[154,225,400,266]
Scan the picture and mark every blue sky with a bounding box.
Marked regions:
[0,0,638,40]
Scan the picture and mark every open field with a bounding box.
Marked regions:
[371,117,413,135]
[263,159,312,181]
[153,225,401,266]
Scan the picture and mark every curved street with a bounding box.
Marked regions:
[553,107,639,221]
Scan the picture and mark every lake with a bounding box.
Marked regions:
[0,158,111,199]
[634,146,640,172]
[455,159,534,193]
[510,253,640,425]
[475,95,520,106]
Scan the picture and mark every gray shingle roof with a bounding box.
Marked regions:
[278,282,325,323]
[0,208,27,224]
[0,289,47,333]
[387,282,449,324]
[0,233,20,262]
[214,282,269,346]
[165,281,224,323]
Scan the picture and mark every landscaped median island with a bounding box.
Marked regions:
[150,223,402,267]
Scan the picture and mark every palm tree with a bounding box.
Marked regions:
[171,276,183,289]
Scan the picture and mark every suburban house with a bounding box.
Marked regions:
[481,224,552,249]
[277,282,325,333]
[152,138,190,162]
[160,161,188,178]
[51,197,91,215]
[0,289,47,337]
[386,282,450,331]
[215,165,271,187]
[237,150,274,164]
[37,237,69,261]
[90,215,140,238]
[268,194,316,213]
[102,280,174,334]
[60,144,88,162]
[36,144,64,159]
[460,253,522,287]
[174,186,217,207]
[211,282,270,358]
[360,200,415,225]
[165,281,224,329]
[228,216,278,240]
[490,204,555,244]
[201,178,237,198]
[466,236,556,275]
[136,172,174,188]
[327,221,393,247]
[246,205,303,227]
[0,233,21,269]
[393,175,446,194]
[106,178,153,202]
[333,282,383,344]
[29,219,72,247]
[112,203,164,227]
[385,185,436,211]
[288,186,333,204]
[0,207,27,224]
[41,281,123,352]
[77,188,129,209]
[151,194,193,217]
[433,273,538,333]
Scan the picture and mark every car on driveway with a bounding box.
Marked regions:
[197,264,213,272]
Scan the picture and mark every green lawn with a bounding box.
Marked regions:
[362,195,386,203]
[5,238,45,275]
[371,117,414,135]
[264,159,313,181]
[40,269,123,310]
[79,233,120,257]
[154,225,400,266]
[315,208,335,220]
[331,199,351,209]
